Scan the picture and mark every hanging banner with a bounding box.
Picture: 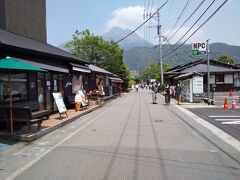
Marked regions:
[52,92,67,114]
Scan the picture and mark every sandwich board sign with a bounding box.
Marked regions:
[192,42,206,55]
[52,92,68,119]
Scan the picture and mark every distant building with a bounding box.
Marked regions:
[165,59,240,92]
[0,0,47,42]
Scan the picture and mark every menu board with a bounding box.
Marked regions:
[52,92,67,114]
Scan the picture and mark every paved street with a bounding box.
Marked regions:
[187,107,240,141]
[1,89,240,180]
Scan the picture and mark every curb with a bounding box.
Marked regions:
[169,97,240,152]
[18,94,122,142]
[19,105,103,142]
[4,95,118,142]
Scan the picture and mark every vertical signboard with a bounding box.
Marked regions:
[52,92,67,114]
[192,76,203,96]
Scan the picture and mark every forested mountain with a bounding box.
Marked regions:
[123,43,240,71]
[58,27,240,72]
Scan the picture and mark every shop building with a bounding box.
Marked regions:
[165,59,240,95]
[0,0,47,42]
[87,65,123,96]
[0,29,90,113]
[0,29,123,114]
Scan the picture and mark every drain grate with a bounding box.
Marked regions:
[154,120,163,123]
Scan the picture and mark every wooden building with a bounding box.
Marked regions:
[0,29,90,112]
[165,59,240,92]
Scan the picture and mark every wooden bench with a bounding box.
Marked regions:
[10,107,45,132]
[12,101,50,120]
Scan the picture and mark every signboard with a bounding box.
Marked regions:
[192,42,206,55]
[52,92,67,114]
[150,79,156,83]
[192,76,203,96]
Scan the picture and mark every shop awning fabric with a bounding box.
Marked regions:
[0,57,47,72]
[109,77,123,83]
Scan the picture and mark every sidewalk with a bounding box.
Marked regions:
[169,95,240,109]
[0,105,100,141]
[0,95,117,142]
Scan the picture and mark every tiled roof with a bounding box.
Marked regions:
[182,64,239,73]
[174,71,203,80]
[0,29,87,63]
[88,64,113,75]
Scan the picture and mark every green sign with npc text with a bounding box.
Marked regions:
[192,50,200,55]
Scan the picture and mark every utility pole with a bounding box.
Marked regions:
[207,39,210,105]
[157,12,164,85]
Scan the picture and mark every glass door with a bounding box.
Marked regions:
[45,73,52,111]
[53,74,58,111]
[37,72,46,110]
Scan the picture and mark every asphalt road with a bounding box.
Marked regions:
[187,107,240,141]
[3,90,240,180]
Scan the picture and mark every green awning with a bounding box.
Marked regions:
[0,56,47,72]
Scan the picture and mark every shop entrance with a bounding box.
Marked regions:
[37,72,46,110]
[45,73,52,111]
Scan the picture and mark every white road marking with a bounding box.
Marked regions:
[175,105,240,152]
[209,115,240,118]
[215,119,240,121]
[222,121,240,125]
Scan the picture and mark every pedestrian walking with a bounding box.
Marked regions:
[175,83,182,105]
[135,84,139,92]
[165,84,171,105]
[152,82,158,104]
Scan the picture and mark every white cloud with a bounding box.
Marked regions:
[106,6,144,33]
[105,6,206,45]
[163,26,205,44]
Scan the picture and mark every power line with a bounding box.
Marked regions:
[163,0,216,55]
[164,0,206,45]
[165,0,191,39]
[116,0,169,43]
[163,0,229,59]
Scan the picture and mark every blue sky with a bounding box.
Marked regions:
[47,0,240,47]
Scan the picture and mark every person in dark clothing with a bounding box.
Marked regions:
[165,84,171,105]
[151,82,158,104]
[175,83,182,105]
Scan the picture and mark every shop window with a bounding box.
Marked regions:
[96,75,105,95]
[72,74,83,94]
[0,73,28,103]
[224,74,233,84]
[215,74,224,84]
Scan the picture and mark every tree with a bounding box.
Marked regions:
[218,55,235,64]
[65,29,131,90]
[142,61,169,82]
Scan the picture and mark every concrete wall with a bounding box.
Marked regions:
[2,0,46,42]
